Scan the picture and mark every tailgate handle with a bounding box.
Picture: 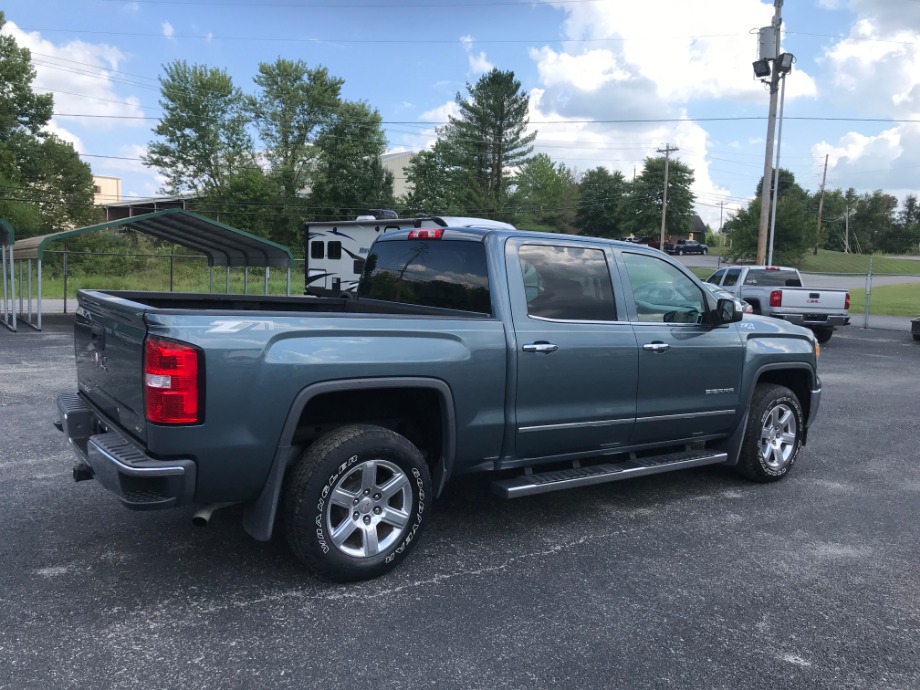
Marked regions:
[809,293,820,298]
[90,324,106,350]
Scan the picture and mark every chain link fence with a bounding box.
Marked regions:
[34,251,310,314]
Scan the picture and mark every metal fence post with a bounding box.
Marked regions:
[264,267,269,295]
[170,254,174,292]
[243,266,248,294]
[863,256,872,329]
[63,251,68,314]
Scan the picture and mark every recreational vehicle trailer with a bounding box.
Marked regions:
[303,214,515,295]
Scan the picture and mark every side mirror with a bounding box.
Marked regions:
[716,298,743,325]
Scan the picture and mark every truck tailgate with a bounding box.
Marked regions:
[777,287,848,312]
[74,291,149,442]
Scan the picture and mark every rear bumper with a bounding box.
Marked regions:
[55,393,195,510]
[771,313,850,328]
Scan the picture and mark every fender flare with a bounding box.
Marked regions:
[242,376,456,542]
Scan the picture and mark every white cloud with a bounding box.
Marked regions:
[162,22,175,40]
[468,51,493,74]
[459,35,493,75]
[544,0,816,104]
[812,6,920,198]
[530,47,630,92]
[43,123,85,153]
[2,20,147,128]
[821,19,920,115]
[419,101,459,124]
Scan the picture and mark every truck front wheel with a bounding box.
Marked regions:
[284,424,431,582]
[736,384,804,483]
[812,327,833,344]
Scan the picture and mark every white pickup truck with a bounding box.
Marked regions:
[706,265,849,343]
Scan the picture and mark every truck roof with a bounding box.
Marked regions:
[373,225,669,256]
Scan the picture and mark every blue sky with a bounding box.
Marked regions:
[4,0,920,229]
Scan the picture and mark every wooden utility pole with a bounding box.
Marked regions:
[814,153,829,255]
[657,144,678,249]
[756,0,784,265]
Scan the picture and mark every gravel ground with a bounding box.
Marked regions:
[1,320,918,690]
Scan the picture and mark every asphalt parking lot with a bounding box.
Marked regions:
[1,320,919,690]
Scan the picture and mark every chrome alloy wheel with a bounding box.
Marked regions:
[760,403,798,470]
[325,459,412,558]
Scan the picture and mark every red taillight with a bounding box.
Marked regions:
[844,292,850,310]
[144,337,201,424]
[770,290,782,308]
[408,228,443,240]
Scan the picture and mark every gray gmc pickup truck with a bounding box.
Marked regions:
[56,226,822,581]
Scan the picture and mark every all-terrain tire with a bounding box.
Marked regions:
[284,424,431,582]
[813,327,833,344]
[736,384,804,483]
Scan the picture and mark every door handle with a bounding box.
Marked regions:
[522,342,559,354]
[642,342,671,353]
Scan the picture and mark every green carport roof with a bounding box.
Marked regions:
[11,208,293,267]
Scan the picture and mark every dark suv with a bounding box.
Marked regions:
[667,239,708,255]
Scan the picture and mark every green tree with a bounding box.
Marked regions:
[575,167,627,238]
[250,58,343,247]
[726,169,812,265]
[850,190,897,254]
[726,198,811,266]
[307,101,394,219]
[198,167,280,240]
[0,11,94,238]
[401,140,470,215]
[893,194,920,254]
[144,61,254,197]
[620,156,695,238]
[511,153,577,232]
[440,68,536,218]
[0,11,52,141]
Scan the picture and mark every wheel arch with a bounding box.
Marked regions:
[712,363,816,466]
[242,377,456,542]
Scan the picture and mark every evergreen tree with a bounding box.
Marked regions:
[440,69,536,218]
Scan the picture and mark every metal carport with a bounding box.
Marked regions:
[1,219,16,332]
[11,209,294,331]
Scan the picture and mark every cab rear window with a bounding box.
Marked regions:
[744,270,802,286]
[358,240,491,314]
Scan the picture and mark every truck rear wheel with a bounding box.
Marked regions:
[284,424,431,582]
[736,384,803,483]
[812,327,833,344]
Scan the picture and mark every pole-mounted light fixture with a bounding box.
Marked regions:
[776,52,794,74]
[752,59,771,78]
